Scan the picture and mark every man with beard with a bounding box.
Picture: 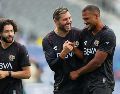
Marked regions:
[70,5,116,94]
[0,19,31,94]
[42,7,84,94]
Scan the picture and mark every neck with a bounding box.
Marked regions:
[92,20,104,35]
[54,28,69,37]
[1,40,14,49]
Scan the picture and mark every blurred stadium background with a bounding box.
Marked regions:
[0,0,120,94]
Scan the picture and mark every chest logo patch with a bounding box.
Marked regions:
[53,46,57,50]
[9,55,15,61]
[84,41,87,45]
[74,41,79,47]
[105,42,109,44]
[94,40,99,46]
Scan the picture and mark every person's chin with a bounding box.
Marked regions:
[66,27,71,31]
[7,41,13,43]
[6,39,13,43]
[87,25,94,31]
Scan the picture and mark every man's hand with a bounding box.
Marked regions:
[0,70,9,79]
[63,40,74,53]
[70,70,79,80]
[59,40,74,59]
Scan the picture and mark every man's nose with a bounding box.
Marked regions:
[67,19,72,23]
[8,31,13,35]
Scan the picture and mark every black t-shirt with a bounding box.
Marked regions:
[42,27,84,93]
[0,41,30,94]
[80,26,116,89]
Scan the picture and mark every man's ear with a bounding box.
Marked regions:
[95,11,100,19]
[54,19,59,26]
[54,18,57,23]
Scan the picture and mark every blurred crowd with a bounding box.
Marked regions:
[84,0,120,16]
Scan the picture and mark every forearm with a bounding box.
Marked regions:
[48,49,70,71]
[77,59,102,75]
[70,51,108,80]
[59,49,69,59]
[73,48,83,59]
[77,50,107,76]
[11,67,31,79]
[49,56,64,70]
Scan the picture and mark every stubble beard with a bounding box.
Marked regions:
[59,24,71,33]
[1,36,14,43]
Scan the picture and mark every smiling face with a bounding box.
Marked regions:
[82,10,97,31]
[1,24,15,43]
[55,11,72,32]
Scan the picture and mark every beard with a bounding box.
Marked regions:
[1,36,14,43]
[58,23,71,33]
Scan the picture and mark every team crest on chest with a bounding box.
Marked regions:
[94,40,99,46]
[9,55,15,61]
[53,46,57,50]
[84,41,87,45]
[74,41,79,47]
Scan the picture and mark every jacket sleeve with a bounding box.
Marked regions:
[18,45,30,67]
[42,37,64,71]
[98,30,116,54]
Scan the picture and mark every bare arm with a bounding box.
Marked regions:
[11,66,31,79]
[70,50,108,80]
[73,47,83,59]
[77,50,107,74]
[0,66,31,79]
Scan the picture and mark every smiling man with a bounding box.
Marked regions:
[42,7,84,94]
[70,5,116,94]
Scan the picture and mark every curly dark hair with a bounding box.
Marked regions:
[0,18,17,33]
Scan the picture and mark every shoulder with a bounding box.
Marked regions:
[102,26,116,38]
[79,27,89,38]
[14,41,27,51]
[43,31,55,41]
[42,31,55,46]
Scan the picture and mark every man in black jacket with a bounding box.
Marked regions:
[42,7,84,94]
[70,5,116,94]
[0,19,31,94]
